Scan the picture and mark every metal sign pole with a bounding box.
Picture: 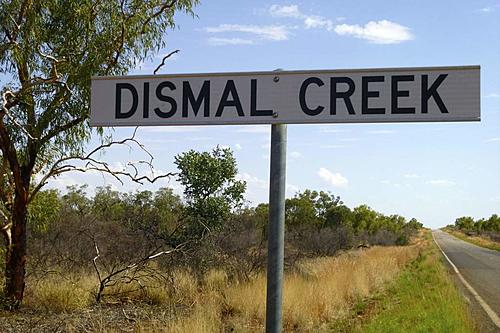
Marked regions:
[265,123,287,333]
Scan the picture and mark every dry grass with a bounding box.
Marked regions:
[18,245,421,331]
[24,273,95,312]
[165,245,419,332]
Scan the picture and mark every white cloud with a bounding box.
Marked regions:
[290,151,303,159]
[269,4,302,18]
[234,143,242,150]
[317,167,348,187]
[334,20,414,44]
[479,7,494,12]
[404,173,421,179]
[205,24,290,42]
[304,15,334,30]
[380,180,391,184]
[268,6,412,45]
[426,179,455,186]
[207,37,255,46]
[269,4,334,31]
[485,137,500,143]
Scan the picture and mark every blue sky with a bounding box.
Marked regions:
[49,1,499,228]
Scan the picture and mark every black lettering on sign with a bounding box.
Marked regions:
[155,81,177,118]
[182,80,210,118]
[331,77,355,115]
[143,82,150,118]
[299,77,325,116]
[421,74,448,113]
[115,83,138,119]
[215,80,244,117]
[362,76,385,114]
[391,75,415,114]
[251,79,273,116]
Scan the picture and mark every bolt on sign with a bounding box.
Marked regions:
[90,66,480,126]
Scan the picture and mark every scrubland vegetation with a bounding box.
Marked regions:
[20,182,424,300]
[0,148,428,331]
[2,224,474,332]
[10,235,423,332]
[4,146,474,333]
[0,146,478,333]
[445,214,500,251]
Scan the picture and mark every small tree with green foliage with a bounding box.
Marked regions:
[455,216,475,231]
[174,147,246,239]
[285,190,342,227]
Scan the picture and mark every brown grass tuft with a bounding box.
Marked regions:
[25,273,94,312]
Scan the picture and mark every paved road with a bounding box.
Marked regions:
[433,230,500,330]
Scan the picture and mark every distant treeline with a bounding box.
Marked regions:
[449,214,500,233]
[28,186,424,243]
[27,186,423,256]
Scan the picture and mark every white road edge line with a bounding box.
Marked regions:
[432,231,500,328]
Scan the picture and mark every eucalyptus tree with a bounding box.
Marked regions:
[0,0,198,308]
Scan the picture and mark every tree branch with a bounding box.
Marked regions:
[39,115,87,146]
[92,240,186,303]
[29,128,175,203]
[153,49,180,75]
[141,1,178,34]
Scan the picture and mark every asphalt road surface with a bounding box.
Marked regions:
[433,230,500,331]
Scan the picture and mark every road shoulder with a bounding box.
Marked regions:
[355,232,475,333]
[433,231,500,333]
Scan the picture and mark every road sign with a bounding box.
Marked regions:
[90,66,480,127]
[90,65,481,333]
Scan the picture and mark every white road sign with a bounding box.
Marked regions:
[90,66,480,126]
